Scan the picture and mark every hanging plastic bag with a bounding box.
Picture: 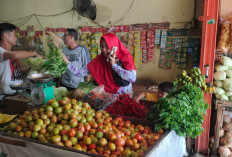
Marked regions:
[83,85,117,110]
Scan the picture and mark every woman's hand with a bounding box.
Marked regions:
[108,51,116,66]
[62,54,69,64]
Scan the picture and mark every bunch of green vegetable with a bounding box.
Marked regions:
[26,57,45,70]
[148,84,209,138]
[77,81,97,95]
[39,44,67,78]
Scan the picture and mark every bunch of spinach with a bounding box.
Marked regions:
[148,84,209,138]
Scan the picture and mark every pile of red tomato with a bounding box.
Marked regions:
[1,97,163,157]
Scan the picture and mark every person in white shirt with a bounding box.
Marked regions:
[0,23,43,95]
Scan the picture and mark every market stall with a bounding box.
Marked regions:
[0,0,214,156]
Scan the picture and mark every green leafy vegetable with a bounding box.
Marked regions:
[147,84,209,138]
[39,45,67,78]
[77,81,97,95]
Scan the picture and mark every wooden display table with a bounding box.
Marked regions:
[4,95,35,114]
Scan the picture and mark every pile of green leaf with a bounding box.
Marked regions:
[39,44,67,78]
[77,81,97,95]
[147,84,209,138]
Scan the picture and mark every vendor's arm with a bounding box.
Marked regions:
[3,51,43,60]
[63,54,89,77]
[112,64,136,83]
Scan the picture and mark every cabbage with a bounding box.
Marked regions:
[223,78,232,90]
[213,80,223,87]
[226,70,232,78]
[215,64,228,71]
[53,87,68,100]
[216,94,229,101]
[228,66,232,70]
[226,91,232,97]
[219,56,232,67]
[26,57,45,70]
[214,71,226,80]
[215,87,225,95]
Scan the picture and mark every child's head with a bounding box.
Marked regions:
[158,82,174,98]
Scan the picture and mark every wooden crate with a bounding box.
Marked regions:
[213,100,232,155]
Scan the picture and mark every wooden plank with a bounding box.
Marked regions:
[0,136,26,147]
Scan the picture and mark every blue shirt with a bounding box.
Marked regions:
[61,45,90,88]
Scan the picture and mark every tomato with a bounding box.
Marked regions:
[91,137,98,145]
[40,128,47,134]
[137,125,144,132]
[62,134,69,142]
[65,140,72,147]
[31,132,38,139]
[53,127,60,135]
[115,138,125,147]
[59,99,67,106]
[24,111,31,116]
[157,129,164,134]
[83,137,92,145]
[85,124,91,131]
[99,138,107,147]
[89,129,96,135]
[118,121,124,127]
[74,144,82,151]
[51,135,61,143]
[109,133,117,141]
[95,131,103,139]
[115,117,123,122]
[70,137,78,145]
[51,100,59,108]
[71,99,77,105]
[134,133,142,141]
[108,143,116,151]
[68,128,76,137]
[132,143,140,150]
[34,125,41,132]
[88,143,96,150]
[69,119,78,128]
[116,146,124,152]
[123,149,132,157]
[126,139,133,147]
[15,126,22,133]
[47,99,53,105]
[76,130,84,140]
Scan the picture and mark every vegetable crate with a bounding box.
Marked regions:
[213,99,232,155]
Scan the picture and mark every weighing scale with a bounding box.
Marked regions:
[28,73,54,105]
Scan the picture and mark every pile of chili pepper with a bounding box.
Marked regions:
[105,94,148,119]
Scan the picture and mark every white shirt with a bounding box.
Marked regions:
[0,47,22,94]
